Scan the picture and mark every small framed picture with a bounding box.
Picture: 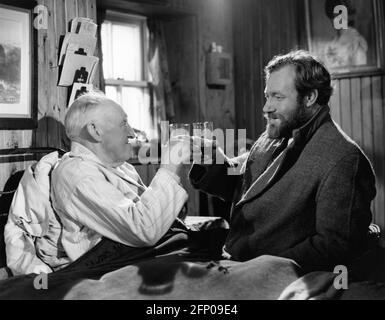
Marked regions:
[0,2,37,129]
[305,0,384,78]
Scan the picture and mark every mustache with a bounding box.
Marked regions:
[264,113,281,120]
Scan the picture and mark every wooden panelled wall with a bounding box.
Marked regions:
[232,0,385,244]
[0,0,98,191]
[331,77,385,245]
[164,0,235,129]
[35,0,98,151]
[232,0,301,140]
[162,0,235,215]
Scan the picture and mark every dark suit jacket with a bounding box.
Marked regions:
[189,106,376,273]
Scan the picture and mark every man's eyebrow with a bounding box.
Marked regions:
[265,91,285,96]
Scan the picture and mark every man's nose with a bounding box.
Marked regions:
[127,127,136,138]
[263,98,276,114]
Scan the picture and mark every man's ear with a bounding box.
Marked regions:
[305,89,318,107]
[86,122,103,142]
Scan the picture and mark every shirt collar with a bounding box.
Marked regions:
[69,141,107,167]
[291,105,331,146]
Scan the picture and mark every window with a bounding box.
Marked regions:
[101,12,156,138]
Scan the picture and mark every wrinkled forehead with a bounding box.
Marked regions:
[265,65,297,94]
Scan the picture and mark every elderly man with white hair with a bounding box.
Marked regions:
[49,91,197,265]
[5,91,196,275]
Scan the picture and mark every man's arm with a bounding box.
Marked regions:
[189,139,249,201]
[189,151,248,202]
[65,168,188,247]
[279,152,376,273]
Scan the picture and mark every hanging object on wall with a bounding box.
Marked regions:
[68,83,94,107]
[58,17,99,87]
[206,42,232,86]
[59,53,98,86]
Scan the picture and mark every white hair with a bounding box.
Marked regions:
[65,91,112,141]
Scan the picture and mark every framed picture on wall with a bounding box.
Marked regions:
[0,1,37,129]
[305,0,384,78]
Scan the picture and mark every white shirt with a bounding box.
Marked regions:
[51,142,188,262]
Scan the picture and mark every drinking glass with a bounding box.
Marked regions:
[192,121,214,163]
[160,121,169,147]
[169,123,191,139]
[192,121,213,140]
[168,123,192,164]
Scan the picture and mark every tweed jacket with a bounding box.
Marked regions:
[189,106,376,272]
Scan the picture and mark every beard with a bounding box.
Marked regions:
[265,100,309,139]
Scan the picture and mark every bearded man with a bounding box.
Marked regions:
[189,50,376,273]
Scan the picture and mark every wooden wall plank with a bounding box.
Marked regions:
[163,16,199,125]
[340,79,352,138]
[351,78,363,146]
[65,0,79,28]
[261,1,273,68]
[54,0,70,150]
[0,134,8,191]
[271,0,281,55]
[245,0,253,134]
[252,0,264,138]
[361,77,374,163]
[361,76,376,218]
[233,0,248,135]
[86,0,99,90]
[35,0,49,148]
[232,0,244,132]
[372,76,385,237]
[0,163,9,192]
[287,0,299,51]
[44,0,61,148]
[86,0,97,19]
[382,77,385,246]
[21,131,33,148]
[200,0,235,131]
[330,80,341,125]
[78,0,88,17]
[280,0,289,52]
[243,0,254,138]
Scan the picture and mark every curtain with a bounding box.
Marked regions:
[147,19,175,123]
